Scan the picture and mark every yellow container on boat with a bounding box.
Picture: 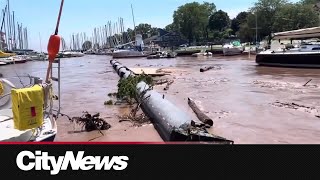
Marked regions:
[11,85,44,131]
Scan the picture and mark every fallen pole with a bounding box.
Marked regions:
[110,59,233,144]
[188,98,214,127]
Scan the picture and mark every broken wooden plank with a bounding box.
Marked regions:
[129,67,171,77]
[154,79,169,85]
[187,98,214,127]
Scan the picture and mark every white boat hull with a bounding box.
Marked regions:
[112,50,147,58]
[0,109,57,142]
[223,47,243,56]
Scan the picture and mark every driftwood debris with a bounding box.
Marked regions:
[155,79,174,90]
[303,79,312,86]
[200,66,214,72]
[187,98,214,127]
[154,79,169,85]
[71,112,111,133]
[164,80,174,91]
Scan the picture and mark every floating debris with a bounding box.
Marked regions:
[272,101,320,118]
[154,79,170,85]
[71,112,111,132]
[303,79,313,87]
[104,100,113,105]
[164,80,174,91]
[253,80,318,90]
[107,92,118,97]
[200,65,221,72]
[188,98,214,127]
[118,112,151,127]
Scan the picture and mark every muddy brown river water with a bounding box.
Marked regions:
[1,54,320,144]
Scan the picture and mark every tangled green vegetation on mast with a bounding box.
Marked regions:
[117,73,154,101]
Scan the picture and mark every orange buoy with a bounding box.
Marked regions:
[47,35,61,62]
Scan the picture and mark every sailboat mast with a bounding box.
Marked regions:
[7,0,12,50]
[0,7,7,50]
[21,25,23,49]
[25,27,28,49]
[23,28,26,49]
[12,11,15,49]
[4,8,9,50]
[72,34,75,50]
[5,6,10,50]
[39,32,42,53]
[17,22,20,49]
[131,4,136,36]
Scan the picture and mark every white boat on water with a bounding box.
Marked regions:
[222,38,244,56]
[112,34,149,59]
[27,53,47,61]
[62,51,85,58]
[113,49,147,58]
[0,56,28,64]
[191,49,213,57]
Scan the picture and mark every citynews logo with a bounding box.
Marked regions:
[16,151,129,175]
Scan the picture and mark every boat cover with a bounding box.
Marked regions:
[272,27,320,40]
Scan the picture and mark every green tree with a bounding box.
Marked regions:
[242,0,289,43]
[172,2,216,43]
[126,28,135,40]
[236,11,260,43]
[231,12,249,34]
[300,0,320,5]
[82,41,92,51]
[150,27,159,37]
[133,23,159,39]
[165,23,179,32]
[273,3,319,32]
[208,10,230,31]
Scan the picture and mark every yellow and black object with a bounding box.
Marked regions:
[11,85,44,131]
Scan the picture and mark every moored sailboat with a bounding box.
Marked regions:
[256,27,320,68]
